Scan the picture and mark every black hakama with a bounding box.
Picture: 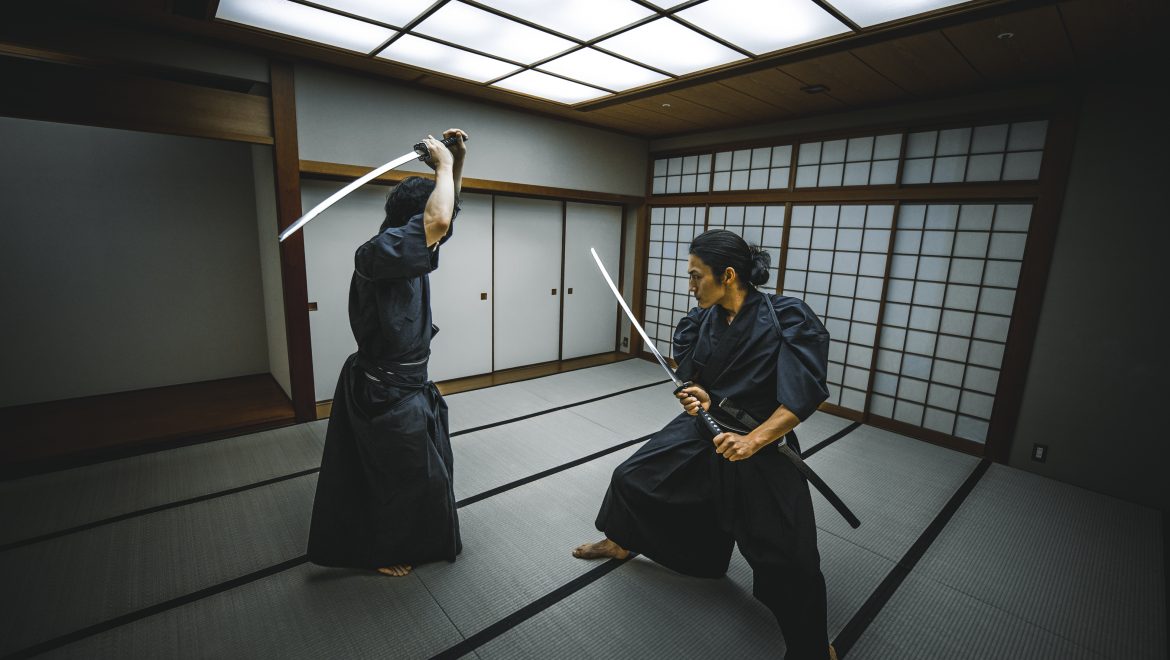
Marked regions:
[596,289,832,659]
[307,212,461,569]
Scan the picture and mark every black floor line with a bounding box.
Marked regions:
[1,433,657,659]
[429,554,636,660]
[831,458,991,658]
[449,379,670,437]
[3,555,310,660]
[0,468,320,553]
[801,421,862,459]
[1,379,670,554]
[456,434,653,508]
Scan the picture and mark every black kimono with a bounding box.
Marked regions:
[307,212,460,569]
[595,288,831,659]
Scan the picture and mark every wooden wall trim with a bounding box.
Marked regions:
[270,61,316,422]
[868,414,987,456]
[300,160,644,205]
[648,182,1041,206]
[630,203,650,356]
[984,108,1080,464]
[0,50,272,145]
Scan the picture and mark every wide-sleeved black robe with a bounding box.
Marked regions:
[307,211,461,569]
[595,288,832,659]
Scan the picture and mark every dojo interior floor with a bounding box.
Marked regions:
[0,359,1164,659]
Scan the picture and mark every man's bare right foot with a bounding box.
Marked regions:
[377,564,412,577]
[572,538,629,560]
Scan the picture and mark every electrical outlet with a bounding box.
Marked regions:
[622,337,629,347]
[1031,443,1048,463]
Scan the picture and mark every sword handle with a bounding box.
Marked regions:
[673,381,724,439]
[413,134,469,166]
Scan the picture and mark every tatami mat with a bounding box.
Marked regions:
[414,446,643,638]
[43,563,469,660]
[803,424,980,561]
[445,360,665,433]
[906,464,1166,659]
[2,360,1162,660]
[846,572,1106,660]
[0,422,326,547]
[477,530,894,660]
[0,474,316,656]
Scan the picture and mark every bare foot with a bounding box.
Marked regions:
[572,538,629,560]
[828,644,838,660]
[377,564,412,577]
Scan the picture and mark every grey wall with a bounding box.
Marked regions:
[294,64,648,196]
[0,117,270,407]
[1010,85,1169,512]
[251,145,291,398]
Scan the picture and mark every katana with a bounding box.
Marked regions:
[590,247,861,529]
[590,247,724,439]
[279,134,467,243]
[718,399,861,528]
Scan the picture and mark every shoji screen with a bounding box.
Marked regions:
[870,203,1032,444]
[645,206,706,358]
[705,204,785,291]
[781,204,894,414]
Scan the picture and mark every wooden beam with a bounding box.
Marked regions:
[270,61,317,422]
[652,182,1041,206]
[0,50,272,144]
[984,108,1079,464]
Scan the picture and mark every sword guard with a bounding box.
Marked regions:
[413,134,469,167]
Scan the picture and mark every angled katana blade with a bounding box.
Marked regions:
[279,134,468,243]
[591,248,723,439]
[590,247,681,387]
[279,151,419,243]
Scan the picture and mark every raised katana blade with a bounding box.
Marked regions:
[278,150,418,243]
[591,247,724,439]
[590,247,681,387]
[278,133,468,243]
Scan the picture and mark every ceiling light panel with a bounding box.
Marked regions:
[676,0,849,55]
[828,0,973,28]
[413,1,575,64]
[539,48,668,91]
[309,0,434,28]
[493,70,611,104]
[596,18,746,76]
[216,0,396,53]
[377,35,520,82]
[477,0,654,41]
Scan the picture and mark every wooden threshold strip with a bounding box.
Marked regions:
[315,351,633,419]
[300,160,644,206]
[0,374,296,477]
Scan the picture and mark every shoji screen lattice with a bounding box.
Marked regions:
[870,203,1032,444]
[646,206,706,359]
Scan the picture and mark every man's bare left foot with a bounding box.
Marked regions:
[572,538,629,560]
[377,564,412,577]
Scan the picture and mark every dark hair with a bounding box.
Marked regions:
[381,176,435,231]
[689,229,770,289]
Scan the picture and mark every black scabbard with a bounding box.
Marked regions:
[718,398,861,529]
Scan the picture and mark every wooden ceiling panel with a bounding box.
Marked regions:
[669,81,791,126]
[585,102,705,137]
[624,92,742,129]
[852,31,986,97]
[719,68,846,117]
[1057,0,1168,65]
[943,5,1076,83]
[779,50,909,107]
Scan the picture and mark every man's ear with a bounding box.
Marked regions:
[723,267,736,285]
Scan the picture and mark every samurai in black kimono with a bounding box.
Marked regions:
[308,129,468,577]
[574,229,835,659]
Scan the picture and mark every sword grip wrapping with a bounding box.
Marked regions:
[413,134,469,165]
[674,381,724,439]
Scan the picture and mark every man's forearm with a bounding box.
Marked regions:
[746,405,801,450]
[424,164,455,246]
[451,159,464,197]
